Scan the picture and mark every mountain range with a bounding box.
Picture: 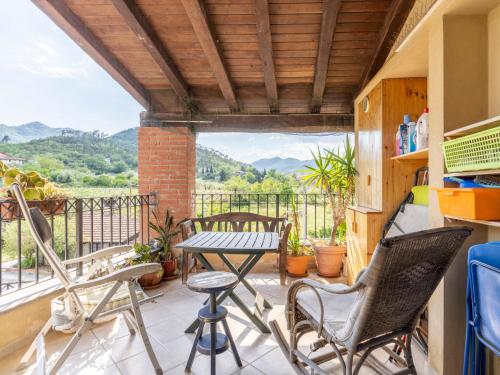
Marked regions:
[0,121,70,143]
[251,157,313,175]
[0,122,312,176]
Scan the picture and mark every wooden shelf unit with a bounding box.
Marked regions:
[444,215,500,228]
[444,169,500,177]
[391,148,428,161]
[444,115,500,138]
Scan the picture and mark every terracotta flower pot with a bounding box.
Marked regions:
[161,258,177,281]
[287,255,309,277]
[313,243,346,277]
[138,269,164,289]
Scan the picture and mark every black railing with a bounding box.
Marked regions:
[0,194,154,295]
[193,193,333,239]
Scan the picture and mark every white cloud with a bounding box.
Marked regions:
[1,36,92,79]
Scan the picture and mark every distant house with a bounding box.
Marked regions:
[0,152,26,166]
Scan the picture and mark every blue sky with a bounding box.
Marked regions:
[0,1,347,163]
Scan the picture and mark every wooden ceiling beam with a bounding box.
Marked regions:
[255,0,278,113]
[359,0,416,89]
[311,0,342,113]
[140,112,353,133]
[180,0,239,112]
[110,0,190,101]
[32,0,151,109]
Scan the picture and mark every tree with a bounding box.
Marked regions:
[1,135,10,144]
[110,161,127,173]
[302,135,356,245]
[219,169,229,181]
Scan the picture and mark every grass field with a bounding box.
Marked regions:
[62,186,139,197]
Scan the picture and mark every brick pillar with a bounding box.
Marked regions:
[138,126,196,244]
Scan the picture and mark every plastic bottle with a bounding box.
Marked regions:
[416,108,429,150]
[398,114,411,155]
[395,128,401,156]
[408,117,417,153]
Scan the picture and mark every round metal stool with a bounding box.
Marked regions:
[185,271,242,374]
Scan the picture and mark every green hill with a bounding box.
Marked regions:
[0,125,253,186]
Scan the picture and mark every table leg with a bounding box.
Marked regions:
[218,253,273,309]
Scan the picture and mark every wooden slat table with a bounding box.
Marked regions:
[176,231,279,334]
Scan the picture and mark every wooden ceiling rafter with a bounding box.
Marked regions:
[180,0,239,112]
[140,112,354,133]
[359,0,417,90]
[32,0,153,109]
[311,0,342,113]
[110,0,191,105]
[255,0,279,113]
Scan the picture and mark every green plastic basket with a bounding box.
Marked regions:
[443,126,500,172]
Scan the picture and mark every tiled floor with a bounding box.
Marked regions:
[0,274,435,375]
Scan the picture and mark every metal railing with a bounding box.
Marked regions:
[193,193,333,239]
[0,194,154,295]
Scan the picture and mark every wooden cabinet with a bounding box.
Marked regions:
[348,78,428,282]
[345,206,383,284]
[355,78,428,223]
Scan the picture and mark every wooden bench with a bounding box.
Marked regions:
[179,212,291,285]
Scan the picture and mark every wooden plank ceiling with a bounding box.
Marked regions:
[34,0,415,131]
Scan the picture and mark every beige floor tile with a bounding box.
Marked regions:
[54,345,117,374]
[92,315,134,341]
[116,341,190,374]
[251,347,296,375]
[183,350,248,375]
[101,330,158,362]
[148,314,193,344]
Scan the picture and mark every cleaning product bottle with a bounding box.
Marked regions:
[399,114,410,155]
[395,128,401,156]
[416,108,429,150]
[407,115,417,153]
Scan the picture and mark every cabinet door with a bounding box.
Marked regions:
[346,208,368,284]
[356,84,382,210]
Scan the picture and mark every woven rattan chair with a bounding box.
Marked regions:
[270,226,472,375]
[11,183,163,375]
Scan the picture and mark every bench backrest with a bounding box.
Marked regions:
[184,212,286,234]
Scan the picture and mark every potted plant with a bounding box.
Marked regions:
[302,135,356,277]
[149,209,180,281]
[128,243,164,289]
[0,161,67,220]
[286,198,310,277]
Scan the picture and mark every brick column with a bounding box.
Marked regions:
[138,126,196,244]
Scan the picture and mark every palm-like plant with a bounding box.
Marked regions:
[148,209,180,261]
[302,135,356,245]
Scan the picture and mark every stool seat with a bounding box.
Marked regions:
[187,271,238,293]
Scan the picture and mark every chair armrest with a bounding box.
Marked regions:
[355,268,367,283]
[279,221,292,246]
[285,278,364,335]
[62,245,133,266]
[291,278,363,295]
[67,263,161,292]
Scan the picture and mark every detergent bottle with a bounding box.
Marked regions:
[416,108,429,150]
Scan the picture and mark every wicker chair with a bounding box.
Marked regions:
[270,226,472,375]
[11,183,163,375]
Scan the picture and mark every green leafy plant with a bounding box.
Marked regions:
[302,135,357,246]
[148,209,180,261]
[0,161,65,200]
[287,198,311,257]
[128,243,160,265]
